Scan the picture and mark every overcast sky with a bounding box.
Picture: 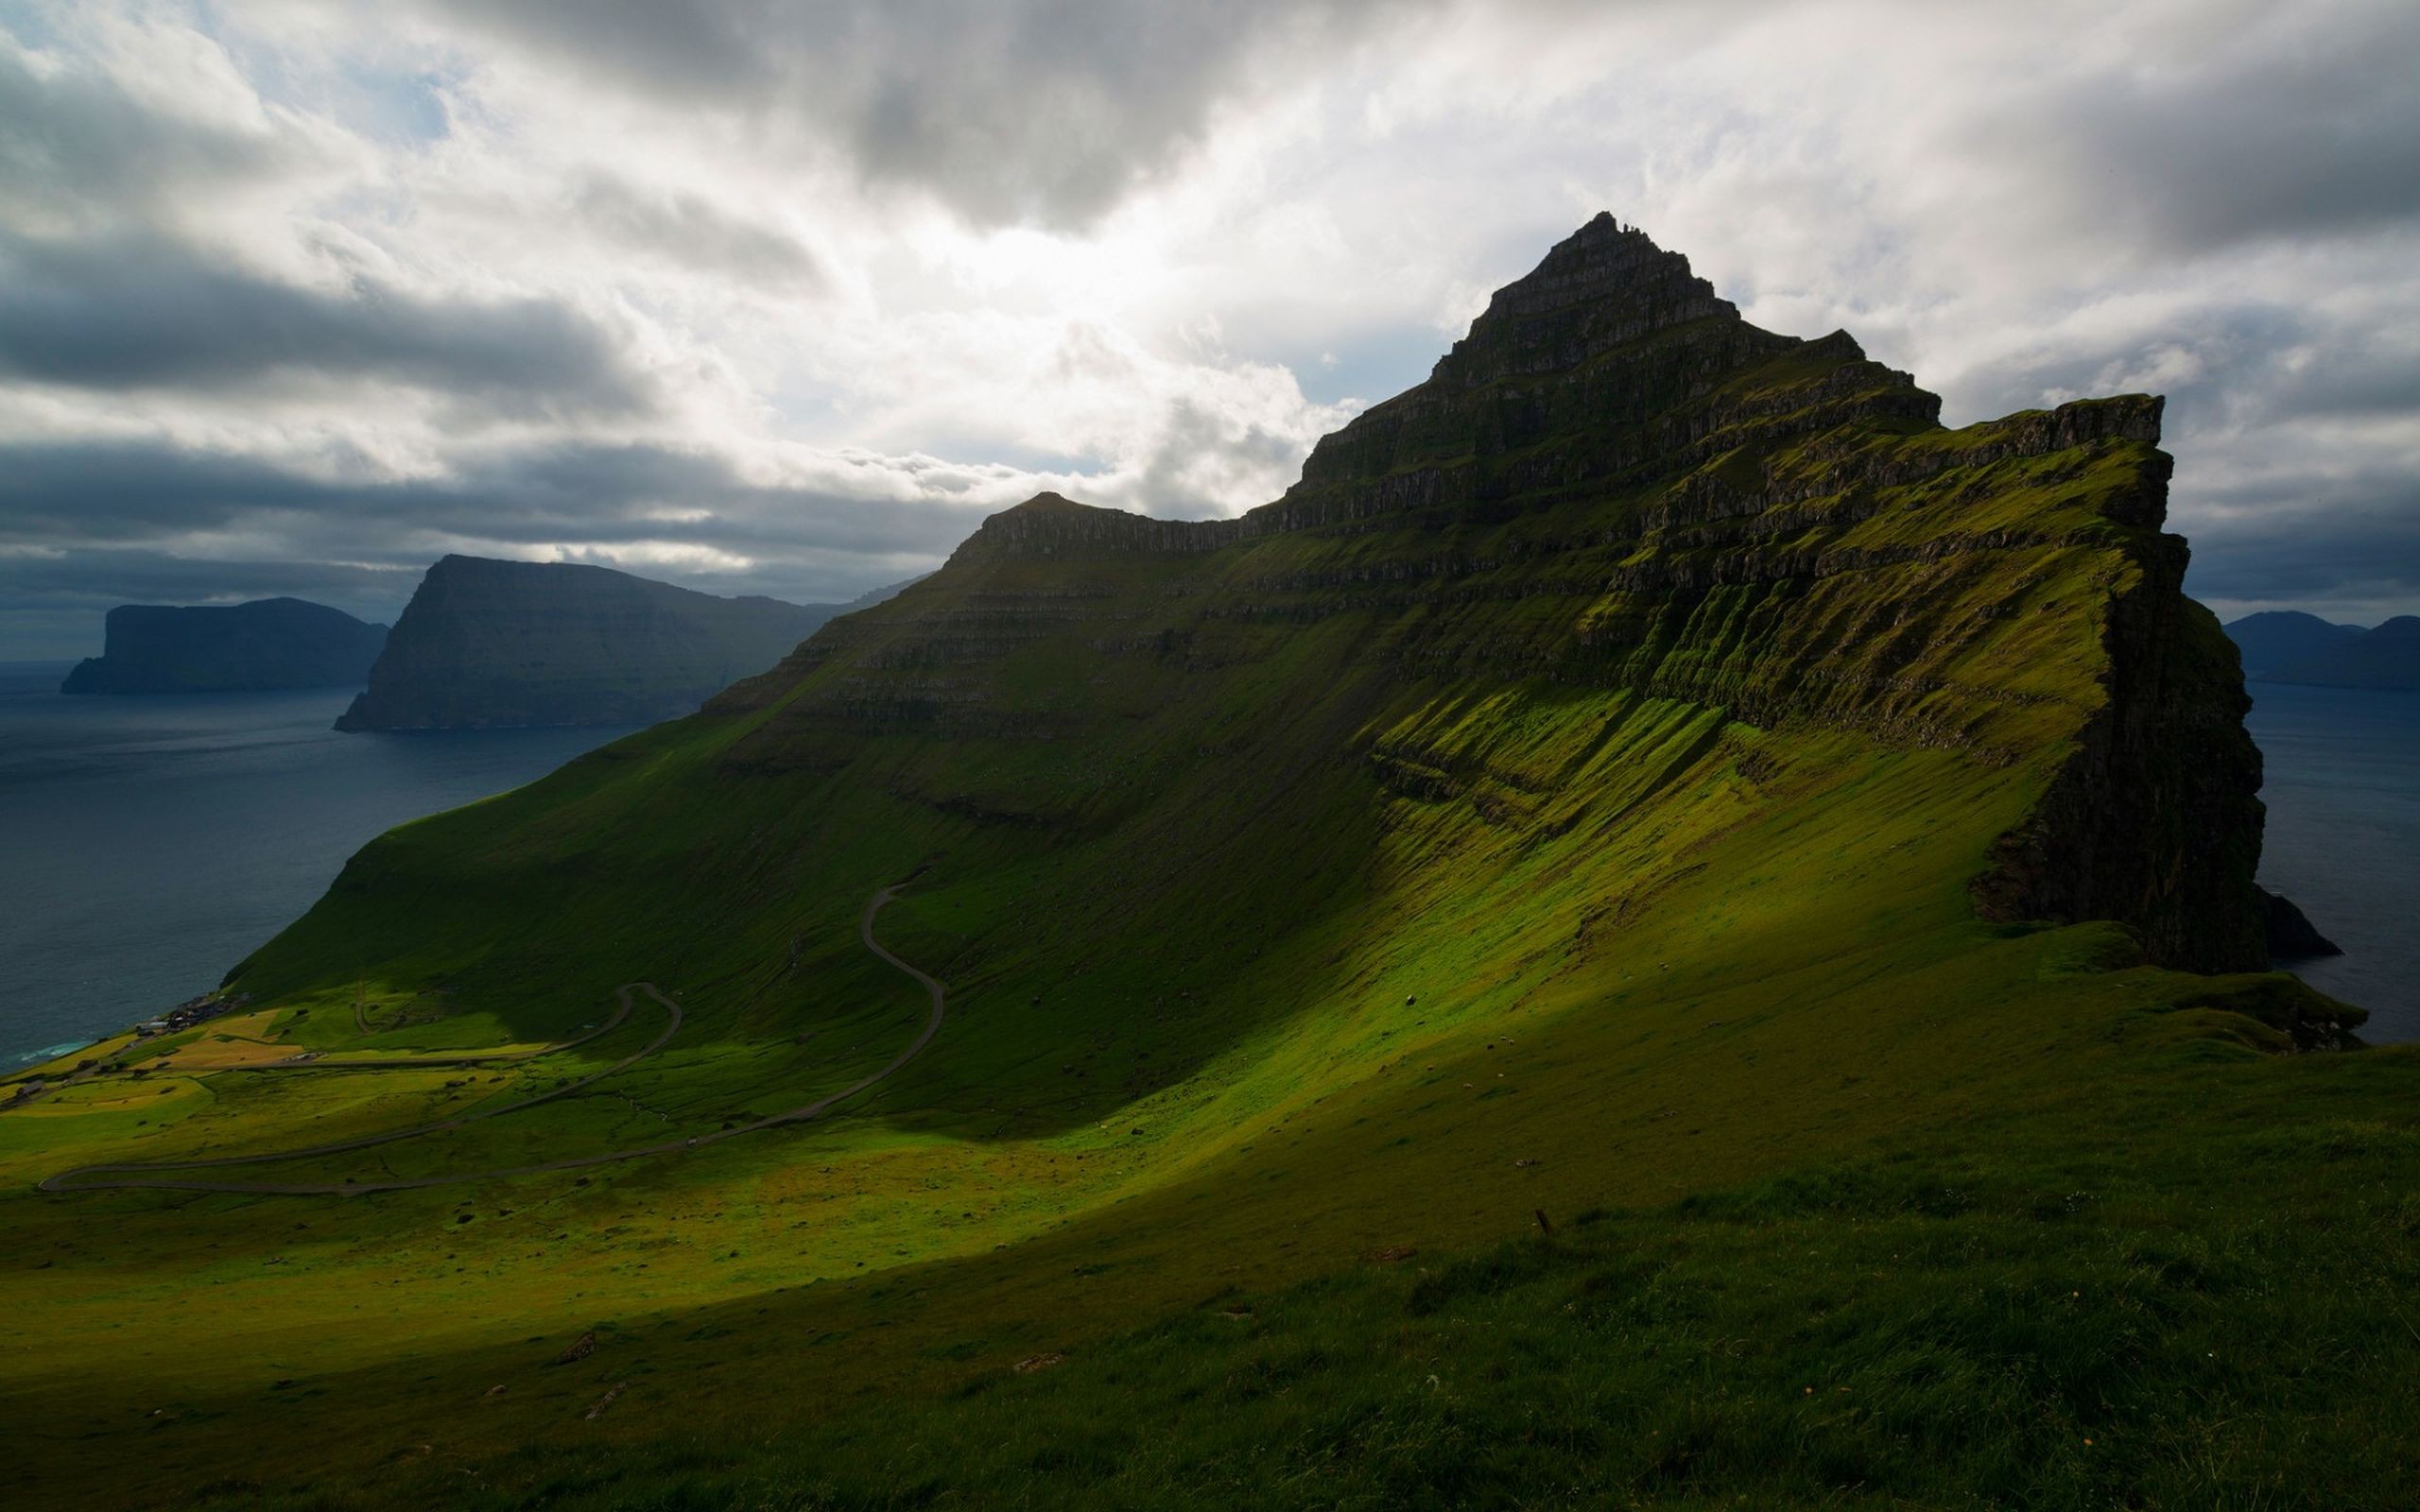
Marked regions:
[2,0,2414,656]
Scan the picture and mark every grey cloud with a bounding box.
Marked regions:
[0,37,297,231]
[0,434,984,577]
[1123,398,1308,519]
[0,439,352,542]
[0,547,415,608]
[1966,3,2420,261]
[2261,338,2420,426]
[0,232,655,416]
[572,177,824,287]
[2182,477,2420,620]
[1945,295,2419,439]
[422,441,986,558]
[420,0,1427,227]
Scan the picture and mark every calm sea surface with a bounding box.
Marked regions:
[0,663,634,1064]
[1,668,2411,1062]
[2246,682,2420,1043]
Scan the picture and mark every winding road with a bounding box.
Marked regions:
[38,885,943,1196]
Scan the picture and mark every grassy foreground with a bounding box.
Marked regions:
[247,1052,2419,1511]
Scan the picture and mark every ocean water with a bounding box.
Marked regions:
[1,667,2411,1064]
[0,663,636,1064]
[2246,682,2420,1043]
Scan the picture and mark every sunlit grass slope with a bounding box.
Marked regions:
[3,218,2408,1509]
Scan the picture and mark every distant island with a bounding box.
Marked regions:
[60,597,388,695]
[334,555,907,730]
[2224,610,2420,691]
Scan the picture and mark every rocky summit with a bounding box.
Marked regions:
[7,219,2398,1512]
[335,555,845,730]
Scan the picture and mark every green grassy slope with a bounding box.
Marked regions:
[2,216,2408,1510]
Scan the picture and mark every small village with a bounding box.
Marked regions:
[132,990,251,1040]
[3,991,258,1110]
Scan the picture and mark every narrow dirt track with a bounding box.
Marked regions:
[38,885,942,1196]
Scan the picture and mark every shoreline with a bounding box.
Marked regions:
[9,1038,94,1067]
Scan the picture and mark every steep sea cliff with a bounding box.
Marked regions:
[336,556,837,730]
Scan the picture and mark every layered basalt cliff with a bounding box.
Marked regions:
[61,597,387,695]
[337,556,847,730]
[726,214,2269,971]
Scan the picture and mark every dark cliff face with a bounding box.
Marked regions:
[60,598,388,695]
[1969,524,2270,971]
[336,557,840,730]
[735,215,2270,973]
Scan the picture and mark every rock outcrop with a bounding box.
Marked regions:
[60,598,387,695]
[2256,885,2342,962]
[335,557,876,730]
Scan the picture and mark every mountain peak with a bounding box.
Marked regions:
[1251,215,1939,533]
[1426,214,1739,390]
